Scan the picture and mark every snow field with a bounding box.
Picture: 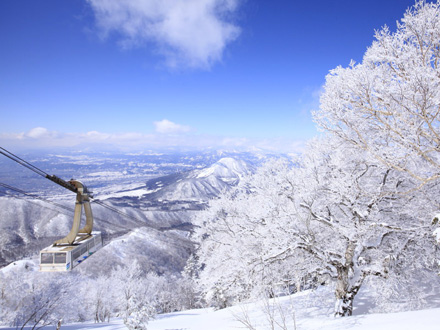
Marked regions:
[1,285,439,330]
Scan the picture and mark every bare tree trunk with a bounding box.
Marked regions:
[334,242,361,317]
[334,286,356,317]
[334,264,363,317]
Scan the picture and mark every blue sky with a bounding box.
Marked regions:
[0,0,419,152]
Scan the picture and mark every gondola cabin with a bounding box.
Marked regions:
[39,232,102,272]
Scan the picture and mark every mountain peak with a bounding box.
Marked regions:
[195,157,250,180]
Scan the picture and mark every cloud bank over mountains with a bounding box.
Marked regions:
[87,0,241,69]
[0,124,306,154]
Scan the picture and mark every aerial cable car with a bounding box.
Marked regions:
[39,178,103,272]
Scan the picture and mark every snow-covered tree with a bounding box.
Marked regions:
[289,138,438,316]
[124,302,153,330]
[193,159,307,307]
[111,261,145,324]
[0,268,68,329]
[82,274,115,323]
[314,0,440,189]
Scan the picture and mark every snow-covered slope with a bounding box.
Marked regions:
[0,197,72,266]
[82,226,193,275]
[148,302,440,330]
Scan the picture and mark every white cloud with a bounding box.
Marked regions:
[87,0,241,69]
[154,119,191,134]
[26,127,52,139]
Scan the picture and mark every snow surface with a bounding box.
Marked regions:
[434,227,440,244]
[148,305,440,330]
[2,286,439,330]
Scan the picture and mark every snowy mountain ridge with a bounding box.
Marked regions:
[139,157,252,202]
[195,157,249,180]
